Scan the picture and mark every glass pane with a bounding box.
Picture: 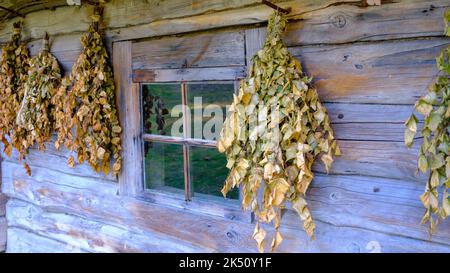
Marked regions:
[144,142,185,193]
[189,146,239,199]
[142,84,182,137]
[187,83,234,141]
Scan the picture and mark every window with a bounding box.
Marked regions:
[142,82,239,201]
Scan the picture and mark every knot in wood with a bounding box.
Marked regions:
[331,14,347,29]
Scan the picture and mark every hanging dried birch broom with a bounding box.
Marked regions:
[218,12,340,252]
[17,33,61,156]
[405,10,450,235]
[56,6,122,175]
[0,21,31,172]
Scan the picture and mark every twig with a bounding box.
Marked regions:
[262,0,291,14]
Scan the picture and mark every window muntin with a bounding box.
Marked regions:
[142,82,238,201]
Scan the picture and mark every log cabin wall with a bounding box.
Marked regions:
[0,0,450,252]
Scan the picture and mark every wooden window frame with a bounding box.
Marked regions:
[113,40,249,220]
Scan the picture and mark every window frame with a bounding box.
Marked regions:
[141,81,238,202]
[113,39,248,220]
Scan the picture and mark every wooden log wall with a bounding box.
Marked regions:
[1,0,450,252]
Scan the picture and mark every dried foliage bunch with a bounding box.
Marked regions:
[53,77,75,153]
[55,6,122,175]
[17,33,61,153]
[218,12,340,252]
[405,10,450,234]
[0,21,30,165]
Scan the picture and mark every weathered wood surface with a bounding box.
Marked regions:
[0,0,449,253]
[291,38,450,104]
[2,161,450,252]
[114,41,143,196]
[0,217,5,252]
[3,136,424,183]
[132,67,247,83]
[14,9,447,106]
[7,227,88,253]
[2,141,117,183]
[0,193,6,217]
[7,199,211,253]
[132,30,245,70]
[0,0,67,23]
[0,0,447,46]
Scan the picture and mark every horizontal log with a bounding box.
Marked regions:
[7,199,212,253]
[0,0,262,42]
[0,193,6,217]
[133,67,246,83]
[0,1,67,22]
[303,174,450,245]
[283,0,449,46]
[290,37,449,104]
[332,123,422,142]
[325,103,415,124]
[1,137,117,182]
[3,163,450,252]
[313,140,423,181]
[132,30,245,70]
[7,227,88,253]
[0,0,445,46]
[1,161,118,196]
[0,217,5,252]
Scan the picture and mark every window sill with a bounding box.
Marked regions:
[137,189,250,223]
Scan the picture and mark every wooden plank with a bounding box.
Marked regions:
[133,67,246,83]
[0,1,67,21]
[332,123,421,142]
[313,140,423,181]
[290,38,450,104]
[143,134,217,148]
[0,1,445,45]
[290,174,450,245]
[283,0,449,46]
[325,103,415,124]
[0,217,5,252]
[0,194,6,217]
[245,28,266,66]
[2,141,117,182]
[108,0,448,44]
[1,161,118,196]
[7,227,88,253]
[132,30,245,70]
[7,199,211,253]
[0,0,262,42]
[113,41,143,197]
[2,168,450,252]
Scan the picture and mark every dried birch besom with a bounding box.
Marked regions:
[0,21,30,171]
[53,77,75,155]
[58,6,122,176]
[218,12,340,252]
[17,33,61,155]
[405,10,450,234]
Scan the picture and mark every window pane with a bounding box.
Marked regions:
[187,83,234,141]
[144,142,184,193]
[189,146,239,199]
[142,84,182,136]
